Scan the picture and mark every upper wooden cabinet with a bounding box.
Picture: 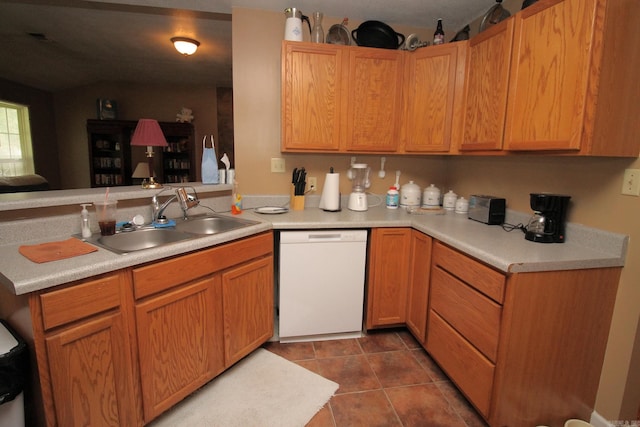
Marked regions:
[282,41,465,154]
[281,42,345,151]
[403,42,467,153]
[344,48,404,152]
[459,19,515,152]
[462,0,640,156]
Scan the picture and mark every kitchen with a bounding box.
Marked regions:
[0,0,639,426]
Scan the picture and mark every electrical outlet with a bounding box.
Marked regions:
[271,158,285,173]
[621,169,640,196]
[308,177,317,191]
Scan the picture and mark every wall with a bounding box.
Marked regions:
[54,82,221,189]
[232,7,640,421]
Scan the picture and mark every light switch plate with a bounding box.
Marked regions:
[271,158,285,173]
[621,169,640,196]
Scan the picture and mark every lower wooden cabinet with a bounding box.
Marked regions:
[405,230,432,344]
[135,277,224,421]
[30,272,140,427]
[366,228,411,328]
[29,232,274,427]
[222,257,274,366]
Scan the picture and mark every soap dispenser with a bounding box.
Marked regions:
[80,204,92,238]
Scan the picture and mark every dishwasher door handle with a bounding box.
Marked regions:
[307,233,343,242]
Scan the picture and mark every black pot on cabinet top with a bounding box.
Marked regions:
[351,20,405,49]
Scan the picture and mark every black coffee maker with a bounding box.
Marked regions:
[525,193,571,243]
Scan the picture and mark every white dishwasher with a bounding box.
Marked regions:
[278,229,368,343]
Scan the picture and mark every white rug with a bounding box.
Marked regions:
[151,348,338,427]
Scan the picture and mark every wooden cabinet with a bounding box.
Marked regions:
[459,18,514,152]
[134,276,224,422]
[29,272,141,427]
[87,120,195,187]
[405,230,432,344]
[366,228,411,328]
[132,232,273,423]
[281,42,345,152]
[282,41,404,153]
[221,257,274,366]
[462,0,640,156]
[343,47,404,152]
[402,42,467,153]
[425,241,621,426]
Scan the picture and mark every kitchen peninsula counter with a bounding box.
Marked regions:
[0,194,627,295]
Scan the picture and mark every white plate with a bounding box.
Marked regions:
[254,206,289,214]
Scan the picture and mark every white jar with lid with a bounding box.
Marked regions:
[455,197,469,214]
[422,184,441,208]
[442,190,458,210]
[400,181,421,207]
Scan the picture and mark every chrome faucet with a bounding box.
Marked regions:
[152,187,199,223]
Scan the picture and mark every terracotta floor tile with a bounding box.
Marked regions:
[367,350,433,388]
[306,403,336,427]
[436,381,489,427]
[262,341,315,361]
[410,348,449,382]
[316,354,381,394]
[330,390,402,427]
[313,338,362,358]
[397,329,422,349]
[386,384,467,427]
[359,330,406,353]
[296,359,321,375]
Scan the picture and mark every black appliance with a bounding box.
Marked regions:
[525,193,571,243]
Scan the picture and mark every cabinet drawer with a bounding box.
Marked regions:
[431,267,501,362]
[427,310,494,417]
[133,232,273,299]
[39,273,122,331]
[432,242,505,303]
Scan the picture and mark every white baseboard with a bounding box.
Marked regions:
[591,411,614,427]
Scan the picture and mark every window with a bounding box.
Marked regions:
[0,101,34,176]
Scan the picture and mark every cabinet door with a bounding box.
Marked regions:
[405,230,432,344]
[222,256,274,366]
[503,0,597,151]
[281,42,345,151]
[403,43,466,153]
[366,228,411,328]
[345,48,403,152]
[136,276,224,422]
[460,18,515,151]
[46,312,138,427]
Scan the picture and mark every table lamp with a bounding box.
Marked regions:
[130,119,168,189]
[131,162,151,188]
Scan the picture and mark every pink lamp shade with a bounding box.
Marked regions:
[130,119,168,148]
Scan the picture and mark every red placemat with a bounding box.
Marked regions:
[19,238,98,263]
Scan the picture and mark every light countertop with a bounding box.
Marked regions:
[0,195,627,296]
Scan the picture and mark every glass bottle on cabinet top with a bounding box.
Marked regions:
[311,12,324,43]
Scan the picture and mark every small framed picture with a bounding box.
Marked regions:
[97,99,118,120]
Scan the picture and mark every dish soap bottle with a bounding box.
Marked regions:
[80,204,92,238]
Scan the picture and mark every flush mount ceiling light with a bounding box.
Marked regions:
[171,37,200,55]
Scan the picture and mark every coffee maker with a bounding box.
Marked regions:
[525,193,571,243]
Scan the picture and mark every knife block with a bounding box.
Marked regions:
[290,184,305,210]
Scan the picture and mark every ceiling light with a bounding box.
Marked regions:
[171,37,200,56]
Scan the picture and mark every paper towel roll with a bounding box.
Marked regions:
[319,172,340,211]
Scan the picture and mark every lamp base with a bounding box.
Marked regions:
[141,177,163,189]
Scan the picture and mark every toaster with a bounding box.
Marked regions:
[468,195,506,225]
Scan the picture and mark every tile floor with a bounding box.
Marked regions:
[263,328,489,427]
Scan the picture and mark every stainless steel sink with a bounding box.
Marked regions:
[174,214,258,235]
[92,228,195,254]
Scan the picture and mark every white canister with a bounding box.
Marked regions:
[455,197,469,214]
[400,181,421,207]
[422,184,441,208]
[442,190,458,210]
[284,8,304,41]
[386,187,399,209]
